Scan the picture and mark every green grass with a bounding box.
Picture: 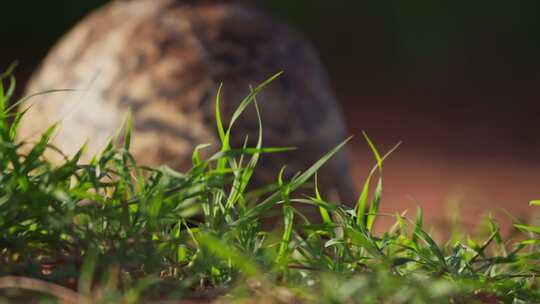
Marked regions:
[0,67,539,303]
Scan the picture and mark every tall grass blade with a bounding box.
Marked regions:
[232,136,352,227]
[356,141,401,227]
[366,177,382,231]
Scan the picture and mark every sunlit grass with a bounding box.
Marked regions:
[0,67,538,303]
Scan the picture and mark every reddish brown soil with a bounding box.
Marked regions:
[339,84,540,234]
[349,146,539,234]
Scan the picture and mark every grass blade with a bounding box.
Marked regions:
[232,136,352,227]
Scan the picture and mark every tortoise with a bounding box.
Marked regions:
[18,0,356,208]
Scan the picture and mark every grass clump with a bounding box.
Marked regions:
[0,67,539,303]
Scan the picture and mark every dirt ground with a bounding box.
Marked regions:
[339,83,540,234]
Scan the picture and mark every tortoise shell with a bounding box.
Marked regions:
[18,0,356,206]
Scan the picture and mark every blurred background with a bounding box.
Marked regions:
[2,0,539,232]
